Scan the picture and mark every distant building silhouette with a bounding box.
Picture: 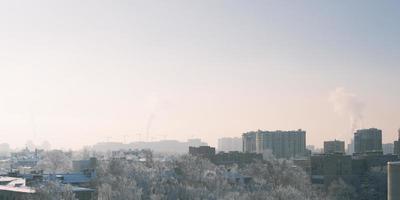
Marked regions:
[394,129,400,155]
[92,139,208,153]
[217,137,242,152]
[324,140,345,154]
[211,151,262,166]
[189,146,215,158]
[187,139,207,148]
[346,139,354,155]
[354,128,382,155]
[72,157,97,172]
[242,129,307,159]
[189,146,262,166]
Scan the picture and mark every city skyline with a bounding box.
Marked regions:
[0,1,399,149]
[2,127,398,151]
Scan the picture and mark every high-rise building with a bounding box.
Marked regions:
[217,137,242,152]
[242,132,257,153]
[354,128,382,154]
[242,129,307,159]
[324,140,345,154]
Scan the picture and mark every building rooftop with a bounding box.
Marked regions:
[71,186,95,192]
[52,173,93,184]
[388,161,400,165]
[0,185,35,194]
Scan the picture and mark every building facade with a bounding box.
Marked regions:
[394,129,400,155]
[388,161,400,200]
[324,140,345,154]
[354,128,382,154]
[218,137,242,152]
[211,152,262,166]
[311,154,352,186]
[242,129,307,159]
[395,141,400,155]
[346,139,354,155]
[383,143,394,155]
[189,146,216,158]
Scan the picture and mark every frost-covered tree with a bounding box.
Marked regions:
[34,181,77,200]
[239,159,320,200]
[326,179,357,200]
[95,158,144,199]
[36,150,72,173]
[93,151,325,200]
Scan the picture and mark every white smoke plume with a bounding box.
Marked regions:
[329,87,365,134]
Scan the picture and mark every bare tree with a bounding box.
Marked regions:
[240,159,320,200]
[35,181,77,200]
[93,152,325,200]
[36,150,72,173]
[326,179,357,200]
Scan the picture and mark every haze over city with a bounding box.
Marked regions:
[0,0,399,150]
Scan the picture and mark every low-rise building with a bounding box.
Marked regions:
[324,140,345,154]
[211,151,262,166]
[189,146,216,158]
[72,157,97,172]
[311,153,352,186]
[293,159,311,175]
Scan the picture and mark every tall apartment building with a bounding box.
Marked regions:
[354,128,382,154]
[242,129,307,159]
[217,137,242,152]
[242,132,257,153]
[324,140,345,154]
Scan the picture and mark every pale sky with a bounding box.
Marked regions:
[0,1,399,149]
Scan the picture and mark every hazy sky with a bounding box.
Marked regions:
[0,1,399,149]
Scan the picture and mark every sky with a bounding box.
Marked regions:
[0,0,399,150]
